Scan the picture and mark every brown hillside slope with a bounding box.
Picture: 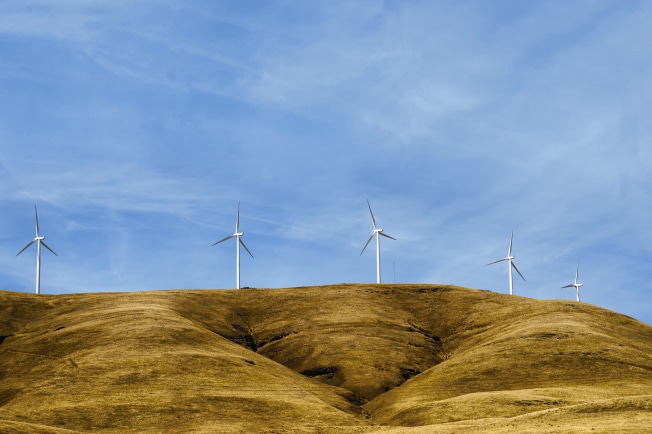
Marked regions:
[0,290,365,433]
[0,284,650,433]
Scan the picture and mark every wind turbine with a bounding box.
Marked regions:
[360,199,396,284]
[213,203,253,289]
[562,261,584,302]
[485,230,525,295]
[16,205,58,295]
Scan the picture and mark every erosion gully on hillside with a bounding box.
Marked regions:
[176,285,449,401]
[1,284,651,433]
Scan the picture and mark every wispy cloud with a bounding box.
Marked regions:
[2,160,219,215]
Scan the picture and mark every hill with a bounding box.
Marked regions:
[0,284,650,433]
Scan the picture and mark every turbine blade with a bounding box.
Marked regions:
[240,238,254,258]
[380,232,396,240]
[16,240,36,256]
[34,205,40,237]
[41,241,58,256]
[562,284,574,288]
[511,261,526,281]
[508,230,514,256]
[236,202,240,232]
[366,199,377,229]
[575,262,580,282]
[485,257,508,266]
[360,233,375,255]
[213,235,235,245]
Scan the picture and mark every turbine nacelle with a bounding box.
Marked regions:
[375,228,395,237]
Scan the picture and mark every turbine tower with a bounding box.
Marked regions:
[485,230,525,295]
[562,261,584,302]
[360,199,396,284]
[16,205,58,295]
[213,203,253,289]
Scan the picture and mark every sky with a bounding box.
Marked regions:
[1,1,651,325]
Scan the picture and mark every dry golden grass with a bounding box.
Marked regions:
[0,284,650,433]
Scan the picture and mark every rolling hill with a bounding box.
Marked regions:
[0,284,650,433]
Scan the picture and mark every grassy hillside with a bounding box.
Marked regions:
[0,284,650,433]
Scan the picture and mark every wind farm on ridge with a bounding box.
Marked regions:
[10,198,590,304]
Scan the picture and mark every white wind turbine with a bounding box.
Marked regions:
[16,205,58,295]
[213,203,253,289]
[485,230,525,295]
[360,199,396,284]
[562,261,584,302]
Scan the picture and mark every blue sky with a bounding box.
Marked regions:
[1,1,651,324]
